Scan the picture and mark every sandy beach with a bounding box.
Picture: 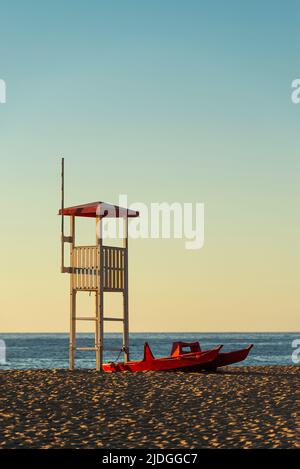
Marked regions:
[0,366,298,449]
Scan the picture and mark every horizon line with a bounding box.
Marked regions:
[1,330,299,334]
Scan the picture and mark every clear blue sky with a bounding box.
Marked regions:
[0,1,299,331]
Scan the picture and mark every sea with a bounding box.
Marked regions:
[0,332,299,369]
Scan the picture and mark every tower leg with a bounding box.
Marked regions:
[96,215,104,371]
[123,290,129,362]
[123,217,129,362]
[69,289,76,370]
[99,289,104,370]
[96,289,104,371]
[95,292,100,370]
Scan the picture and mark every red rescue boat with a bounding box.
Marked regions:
[170,341,253,371]
[102,342,223,372]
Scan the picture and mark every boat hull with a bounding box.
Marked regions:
[101,341,253,372]
[102,344,222,372]
[200,344,253,371]
[169,341,253,371]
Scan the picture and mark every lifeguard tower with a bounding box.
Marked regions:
[59,159,139,371]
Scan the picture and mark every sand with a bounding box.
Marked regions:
[0,366,298,449]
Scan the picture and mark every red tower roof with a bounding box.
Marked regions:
[58,201,139,218]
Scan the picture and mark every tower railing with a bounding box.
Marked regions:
[70,245,127,291]
[71,245,99,290]
[102,245,126,291]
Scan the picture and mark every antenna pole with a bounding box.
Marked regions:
[61,157,65,273]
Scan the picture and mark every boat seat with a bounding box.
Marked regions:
[170,341,201,357]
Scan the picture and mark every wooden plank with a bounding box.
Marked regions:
[76,316,98,321]
[114,248,117,288]
[105,246,108,289]
[92,248,95,290]
[85,247,88,289]
[104,317,124,322]
[74,248,78,289]
[105,347,126,352]
[76,347,97,351]
[86,247,89,289]
[109,247,112,288]
[77,247,81,289]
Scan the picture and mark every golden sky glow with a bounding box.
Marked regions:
[0,2,299,332]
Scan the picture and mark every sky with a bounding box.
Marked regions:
[0,0,299,332]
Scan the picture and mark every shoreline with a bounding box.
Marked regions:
[1,366,298,449]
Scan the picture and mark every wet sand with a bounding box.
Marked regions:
[0,366,298,449]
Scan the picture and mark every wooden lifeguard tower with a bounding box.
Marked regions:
[59,159,139,371]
